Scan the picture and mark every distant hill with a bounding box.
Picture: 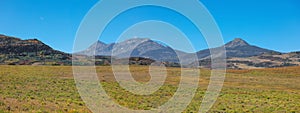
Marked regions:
[0,34,71,65]
[190,38,299,69]
[225,38,280,57]
[192,38,280,60]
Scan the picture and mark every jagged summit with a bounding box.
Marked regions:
[225,38,250,48]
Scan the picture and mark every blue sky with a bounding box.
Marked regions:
[0,0,299,53]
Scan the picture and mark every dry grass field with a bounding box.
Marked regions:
[0,66,299,112]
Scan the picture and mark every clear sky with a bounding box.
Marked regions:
[0,0,299,53]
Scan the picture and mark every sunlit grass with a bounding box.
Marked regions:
[0,66,299,112]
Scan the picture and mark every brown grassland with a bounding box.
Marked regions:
[0,66,299,112]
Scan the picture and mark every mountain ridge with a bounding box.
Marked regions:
[79,38,180,62]
[77,37,300,69]
[1,34,299,69]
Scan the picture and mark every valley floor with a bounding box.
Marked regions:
[0,66,299,112]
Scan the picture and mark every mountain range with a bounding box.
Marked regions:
[1,34,299,69]
[78,38,180,62]
[80,38,280,59]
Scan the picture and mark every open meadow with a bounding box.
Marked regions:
[0,66,299,112]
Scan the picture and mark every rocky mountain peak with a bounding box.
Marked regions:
[121,38,151,44]
[93,40,107,47]
[225,38,250,48]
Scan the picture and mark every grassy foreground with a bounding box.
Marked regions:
[0,66,299,112]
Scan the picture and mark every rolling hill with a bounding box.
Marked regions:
[0,34,71,65]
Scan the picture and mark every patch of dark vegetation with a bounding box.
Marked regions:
[258,56,291,62]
